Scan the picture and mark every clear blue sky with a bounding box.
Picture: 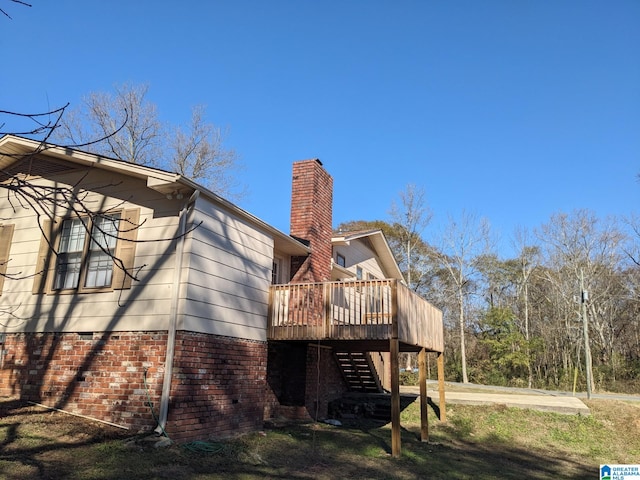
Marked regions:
[2,1,639,257]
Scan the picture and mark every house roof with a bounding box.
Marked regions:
[332,229,404,281]
[0,135,311,256]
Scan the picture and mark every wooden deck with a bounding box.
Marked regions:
[267,279,443,353]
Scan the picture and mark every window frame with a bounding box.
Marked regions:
[53,214,122,292]
[271,255,290,285]
[33,208,139,295]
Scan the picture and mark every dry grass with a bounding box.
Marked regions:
[0,396,638,479]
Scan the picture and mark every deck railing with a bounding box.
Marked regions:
[267,279,443,352]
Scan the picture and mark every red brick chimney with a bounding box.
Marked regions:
[289,159,333,283]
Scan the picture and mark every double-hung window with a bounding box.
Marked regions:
[33,208,139,294]
[85,215,120,288]
[54,215,120,290]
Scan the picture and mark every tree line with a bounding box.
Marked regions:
[2,43,636,393]
[339,186,640,394]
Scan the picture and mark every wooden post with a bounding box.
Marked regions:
[267,285,274,338]
[324,283,331,338]
[437,352,446,422]
[390,337,401,457]
[389,280,401,457]
[418,347,428,442]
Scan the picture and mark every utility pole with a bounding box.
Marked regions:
[581,269,593,399]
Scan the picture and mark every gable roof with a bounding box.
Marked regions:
[332,229,404,281]
[0,135,310,256]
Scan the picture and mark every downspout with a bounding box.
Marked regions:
[156,189,199,435]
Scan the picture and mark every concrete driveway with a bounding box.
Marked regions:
[432,390,590,415]
[401,383,592,415]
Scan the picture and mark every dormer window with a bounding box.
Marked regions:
[336,253,346,267]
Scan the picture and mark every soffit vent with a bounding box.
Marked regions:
[0,155,80,183]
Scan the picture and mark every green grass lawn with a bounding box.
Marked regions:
[0,396,638,479]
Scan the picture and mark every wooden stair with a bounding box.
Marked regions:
[334,351,383,393]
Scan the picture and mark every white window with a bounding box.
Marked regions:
[272,256,288,284]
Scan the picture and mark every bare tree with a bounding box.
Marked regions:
[432,210,490,383]
[389,184,432,289]
[54,83,162,166]
[1,105,68,140]
[170,105,242,199]
[512,226,541,388]
[0,101,199,318]
[622,213,640,267]
[1,0,30,19]
[536,210,625,392]
[54,83,243,198]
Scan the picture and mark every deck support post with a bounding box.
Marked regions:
[418,347,428,441]
[390,336,401,457]
[323,283,331,338]
[437,352,446,422]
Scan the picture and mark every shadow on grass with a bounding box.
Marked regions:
[257,419,593,480]
[0,397,132,479]
[428,396,442,419]
[0,397,594,480]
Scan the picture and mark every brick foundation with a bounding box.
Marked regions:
[166,332,267,442]
[0,332,344,440]
[264,342,347,422]
[0,331,270,442]
[0,331,166,432]
[304,344,348,419]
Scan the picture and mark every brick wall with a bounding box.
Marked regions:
[264,342,309,421]
[0,331,269,442]
[304,345,348,419]
[0,332,165,432]
[264,342,347,422]
[166,332,267,442]
[290,159,333,283]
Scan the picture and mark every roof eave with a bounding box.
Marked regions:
[0,135,311,257]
